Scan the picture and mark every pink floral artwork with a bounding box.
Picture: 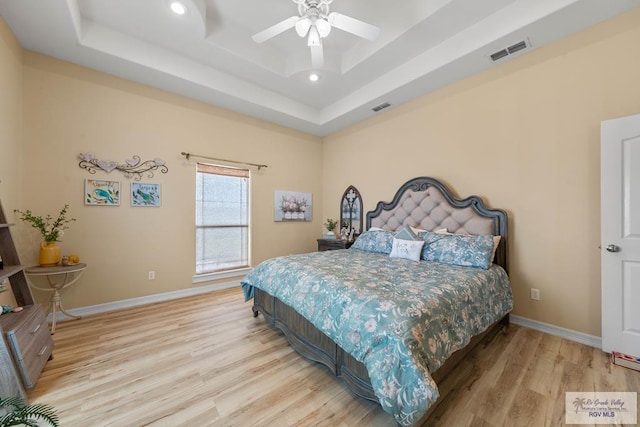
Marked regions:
[274,190,312,221]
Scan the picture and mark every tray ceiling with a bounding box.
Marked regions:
[1,0,638,136]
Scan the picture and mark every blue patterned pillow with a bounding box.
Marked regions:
[350,230,394,254]
[394,224,420,241]
[420,231,494,269]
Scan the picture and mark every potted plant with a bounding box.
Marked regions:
[13,204,75,267]
[323,218,339,239]
[0,396,59,426]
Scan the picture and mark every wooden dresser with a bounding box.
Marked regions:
[0,304,53,400]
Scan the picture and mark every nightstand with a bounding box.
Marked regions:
[317,239,354,251]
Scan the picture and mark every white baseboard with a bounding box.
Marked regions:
[48,280,241,321]
[48,287,602,351]
[510,314,602,349]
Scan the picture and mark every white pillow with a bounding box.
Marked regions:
[411,226,448,234]
[389,238,424,262]
[490,235,501,263]
[410,225,427,234]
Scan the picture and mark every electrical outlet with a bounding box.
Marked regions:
[148,271,155,280]
[530,288,540,300]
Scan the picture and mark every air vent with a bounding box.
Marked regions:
[489,39,529,62]
[507,40,527,54]
[372,102,391,112]
[490,49,508,61]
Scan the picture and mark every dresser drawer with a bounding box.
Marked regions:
[2,305,53,388]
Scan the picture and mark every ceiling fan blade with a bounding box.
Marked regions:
[252,16,300,43]
[310,43,324,68]
[327,12,380,41]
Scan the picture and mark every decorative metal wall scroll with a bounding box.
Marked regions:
[78,153,168,181]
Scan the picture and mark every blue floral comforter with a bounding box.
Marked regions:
[241,249,513,426]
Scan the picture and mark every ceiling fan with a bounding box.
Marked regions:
[252,0,380,68]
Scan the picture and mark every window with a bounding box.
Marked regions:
[195,163,250,275]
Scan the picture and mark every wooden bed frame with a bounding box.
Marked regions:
[251,177,510,423]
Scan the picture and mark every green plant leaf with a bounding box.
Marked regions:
[0,396,59,427]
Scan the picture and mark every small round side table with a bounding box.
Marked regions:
[25,263,87,334]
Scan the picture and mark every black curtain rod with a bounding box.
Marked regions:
[181,152,268,171]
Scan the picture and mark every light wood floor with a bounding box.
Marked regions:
[28,288,639,426]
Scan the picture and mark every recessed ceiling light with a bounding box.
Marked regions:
[170,1,187,15]
[309,73,319,82]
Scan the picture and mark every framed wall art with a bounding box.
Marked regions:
[274,190,312,221]
[85,179,120,206]
[131,182,161,207]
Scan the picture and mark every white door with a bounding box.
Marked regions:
[601,113,640,355]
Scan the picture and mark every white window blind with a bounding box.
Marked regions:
[195,163,250,274]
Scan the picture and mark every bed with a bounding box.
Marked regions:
[241,177,512,426]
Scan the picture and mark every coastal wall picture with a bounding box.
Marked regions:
[274,190,312,221]
[131,182,161,207]
[85,179,120,206]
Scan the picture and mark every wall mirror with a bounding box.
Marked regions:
[340,185,363,237]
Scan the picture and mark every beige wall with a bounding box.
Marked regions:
[0,16,22,307]
[4,9,640,336]
[16,52,322,309]
[323,9,640,337]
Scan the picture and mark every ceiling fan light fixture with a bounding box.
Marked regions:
[251,0,380,68]
[307,26,321,46]
[315,19,331,38]
[309,73,320,82]
[295,17,312,37]
[170,1,187,15]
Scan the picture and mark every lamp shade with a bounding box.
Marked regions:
[295,17,312,37]
[315,18,331,38]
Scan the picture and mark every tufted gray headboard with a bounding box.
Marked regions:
[366,177,508,271]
